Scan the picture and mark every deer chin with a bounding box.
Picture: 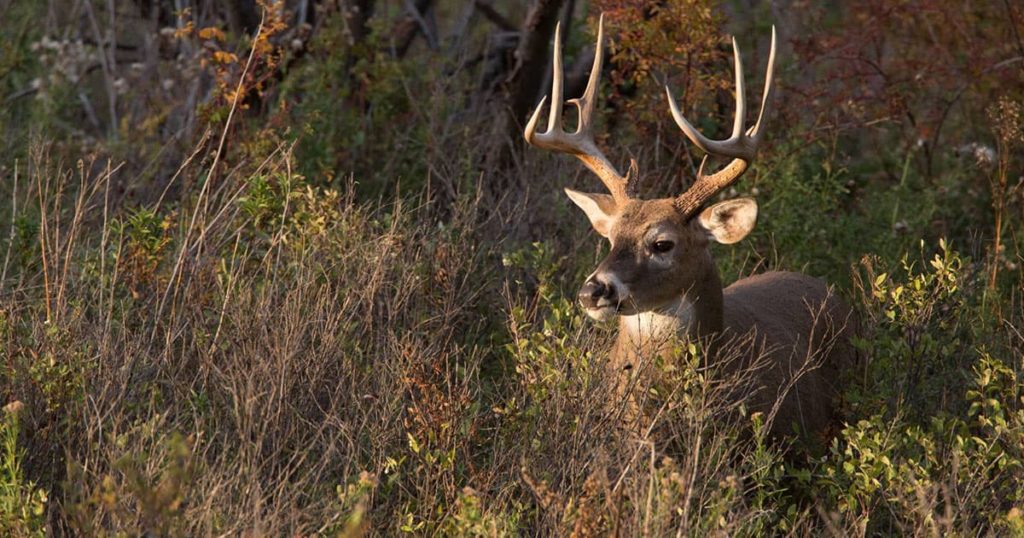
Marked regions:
[584,305,618,322]
[583,296,638,321]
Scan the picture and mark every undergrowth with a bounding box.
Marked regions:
[1,0,1022,535]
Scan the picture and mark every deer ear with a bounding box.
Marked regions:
[565,188,618,237]
[696,198,758,244]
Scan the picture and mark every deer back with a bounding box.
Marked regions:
[722,271,857,441]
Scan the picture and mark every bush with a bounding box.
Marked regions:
[0,1,1022,534]
[0,405,47,537]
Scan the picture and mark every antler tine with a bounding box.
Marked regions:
[569,13,604,135]
[730,36,747,141]
[749,26,777,140]
[524,14,631,203]
[547,20,566,134]
[667,26,777,217]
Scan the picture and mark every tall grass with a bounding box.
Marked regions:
[1,1,1022,535]
[0,142,787,534]
[2,136,1022,535]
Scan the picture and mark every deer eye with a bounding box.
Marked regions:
[651,240,675,253]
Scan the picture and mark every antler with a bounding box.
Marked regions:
[524,14,632,204]
[667,26,777,217]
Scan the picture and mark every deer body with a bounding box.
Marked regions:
[614,270,853,440]
[524,15,855,441]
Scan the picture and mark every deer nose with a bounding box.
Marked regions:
[578,278,616,309]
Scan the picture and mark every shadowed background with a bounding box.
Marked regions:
[1,0,1023,534]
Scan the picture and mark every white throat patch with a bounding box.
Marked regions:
[620,297,694,348]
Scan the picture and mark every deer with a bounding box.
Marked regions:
[523,15,856,442]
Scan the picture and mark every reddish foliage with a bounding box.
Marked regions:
[785,0,1024,175]
[587,2,771,195]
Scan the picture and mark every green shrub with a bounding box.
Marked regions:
[1,2,1022,535]
[849,239,974,418]
[0,407,47,537]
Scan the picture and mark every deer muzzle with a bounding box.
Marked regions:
[578,276,623,320]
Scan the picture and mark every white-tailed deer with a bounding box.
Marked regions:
[525,16,855,441]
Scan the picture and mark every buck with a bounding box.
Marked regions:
[524,16,855,441]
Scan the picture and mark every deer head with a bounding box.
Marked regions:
[525,15,776,325]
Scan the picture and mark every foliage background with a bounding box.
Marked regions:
[0,0,1022,535]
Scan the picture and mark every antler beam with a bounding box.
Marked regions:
[668,26,777,217]
[524,14,632,203]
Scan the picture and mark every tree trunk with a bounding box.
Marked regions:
[507,0,566,140]
[486,0,567,178]
[392,0,436,58]
[226,0,261,35]
[345,0,376,46]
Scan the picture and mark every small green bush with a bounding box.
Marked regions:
[0,408,47,537]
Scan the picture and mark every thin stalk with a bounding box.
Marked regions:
[1,161,18,285]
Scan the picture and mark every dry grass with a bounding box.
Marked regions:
[0,140,840,535]
[2,1,1023,535]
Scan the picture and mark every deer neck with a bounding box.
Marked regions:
[617,253,724,357]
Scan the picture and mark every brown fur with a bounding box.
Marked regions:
[571,194,856,442]
[546,19,851,443]
[723,272,855,438]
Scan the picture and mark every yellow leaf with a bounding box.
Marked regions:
[198,26,226,41]
[213,51,239,65]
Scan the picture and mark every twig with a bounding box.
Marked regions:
[1003,0,1024,57]
[4,63,103,104]
[1,161,17,285]
[77,91,102,132]
[99,160,112,343]
[83,0,119,139]
[474,0,516,32]
[3,86,39,103]
[154,128,213,213]
[36,162,52,323]
[154,10,266,341]
[403,0,438,50]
